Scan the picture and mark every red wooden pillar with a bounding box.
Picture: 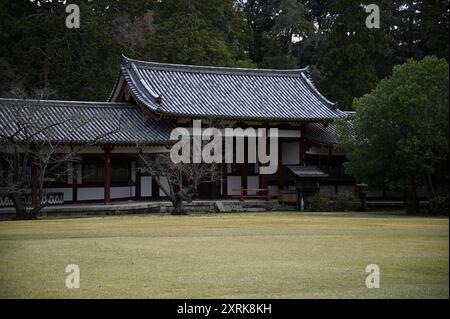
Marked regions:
[31,160,38,208]
[241,140,248,198]
[241,163,248,187]
[259,137,269,197]
[103,148,112,205]
[259,173,267,190]
[222,163,228,197]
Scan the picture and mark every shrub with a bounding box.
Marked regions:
[309,191,332,212]
[334,191,357,211]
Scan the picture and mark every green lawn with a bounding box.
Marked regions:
[0,212,448,298]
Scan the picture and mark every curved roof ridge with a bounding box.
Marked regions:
[0,98,135,109]
[299,72,336,108]
[122,55,308,77]
[130,63,161,100]
[120,61,160,110]
[111,55,343,122]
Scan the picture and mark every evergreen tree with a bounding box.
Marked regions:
[390,0,449,63]
[1,0,448,107]
[137,0,254,67]
[336,56,449,214]
[315,43,379,109]
[245,0,313,68]
[0,0,128,100]
[312,0,392,109]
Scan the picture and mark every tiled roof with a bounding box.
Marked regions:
[303,122,338,145]
[0,98,174,145]
[111,56,345,122]
[287,166,329,178]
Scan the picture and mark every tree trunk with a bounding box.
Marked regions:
[172,199,187,215]
[171,193,187,215]
[425,172,438,214]
[406,175,419,214]
[425,172,437,199]
[12,194,29,220]
[28,205,43,220]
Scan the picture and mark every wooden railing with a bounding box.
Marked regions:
[231,187,272,201]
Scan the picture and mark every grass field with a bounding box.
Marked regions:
[0,212,448,298]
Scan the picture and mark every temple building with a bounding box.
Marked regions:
[0,56,355,207]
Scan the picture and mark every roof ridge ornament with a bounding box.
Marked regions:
[300,72,336,110]
[130,62,162,102]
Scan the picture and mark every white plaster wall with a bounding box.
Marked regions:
[141,176,152,197]
[282,142,300,165]
[78,187,104,201]
[111,186,135,199]
[247,176,259,195]
[227,176,241,196]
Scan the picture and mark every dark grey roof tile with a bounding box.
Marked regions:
[303,122,338,145]
[112,56,345,122]
[0,98,174,145]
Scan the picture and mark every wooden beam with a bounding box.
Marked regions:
[241,140,248,195]
[223,163,228,197]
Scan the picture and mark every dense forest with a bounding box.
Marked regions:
[0,0,448,109]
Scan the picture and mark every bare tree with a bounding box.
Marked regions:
[138,119,225,214]
[138,152,222,215]
[0,91,124,219]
